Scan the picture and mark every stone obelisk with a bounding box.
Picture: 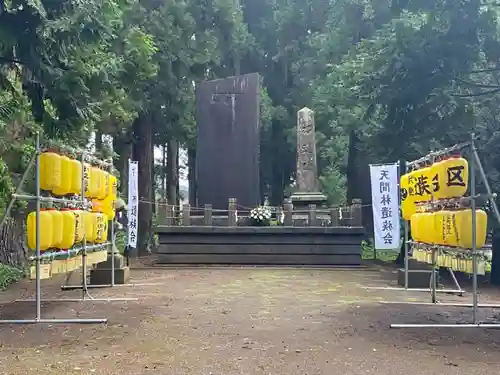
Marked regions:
[290,107,327,210]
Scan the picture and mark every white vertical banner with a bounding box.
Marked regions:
[127,160,139,248]
[369,163,400,250]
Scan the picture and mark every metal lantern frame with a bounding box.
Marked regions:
[0,134,136,325]
[365,152,467,296]
[383,134,500,328]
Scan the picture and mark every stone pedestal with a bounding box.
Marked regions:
[90,253,130,285]
[290,192,327,210]
[95,253,125,269]
[397,268,439,289]
[90,267,130,285]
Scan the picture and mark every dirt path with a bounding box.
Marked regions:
[0,265,500,374]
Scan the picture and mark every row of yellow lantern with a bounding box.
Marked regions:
[401,156,469,220]
[27,208,109,251]
[411,209,487,249]
[39,251,109,277]
[40,151,117,199]
[412,249,488,275]
[92,196,115,220]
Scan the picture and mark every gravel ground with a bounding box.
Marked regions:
[0,263,500,374]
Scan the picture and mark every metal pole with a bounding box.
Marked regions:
[35,133,41,321]
[110,160,115,287]
[471,135,478,324]
[431,247,437,303]
[472,146,500,225]
[0,318,107,324]
[0,152,36,229]
[404,220,409,289]
[111,219,115,286]
[382,301,500,307]
[448,268,464,296]
[391,323,500,329]
[60,282,162,289]
[81,153,89,300]
[400,160,409,290]
[366,286,464,293]
[16,296,137,302]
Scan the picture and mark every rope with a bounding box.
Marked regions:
[406,140,472,168]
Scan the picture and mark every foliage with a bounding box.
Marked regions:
[2,0,500,277]
[0,263,25,290]
[361,239,398,262]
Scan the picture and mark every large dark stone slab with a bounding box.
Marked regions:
[195,73,261,210]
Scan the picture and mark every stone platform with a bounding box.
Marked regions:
[155,226,364,266]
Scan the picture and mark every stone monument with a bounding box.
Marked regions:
[290,107,327,211]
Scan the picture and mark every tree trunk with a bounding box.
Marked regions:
[0,214,28,267]
[162,144,167,199]
[188,147,196,206]
[95,130,103,154]
[346,131,372,231]
[491,230,500,285]
[113,131,133,196]
[234,51,241,76]
[491,194,500,285]
[132,113,154,256]
[346,130,359,203]
[151,139,156,216]
[270,118,286,205]
[395,158,408,265]
[166,139,178,206]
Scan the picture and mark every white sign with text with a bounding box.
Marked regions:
[369,163,400,250]
[127,160,139,248]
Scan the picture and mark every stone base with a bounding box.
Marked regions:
[90,267,130,285]
[397,268,439,289]
[95,254,125,269]
[290,191,327,209]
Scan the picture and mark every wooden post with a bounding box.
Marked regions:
[228,198,237,227]
[157,198,168,225]
[283,201,293,226]
[351,198,362,226]
[181,204,190,226]
[276,206,283,225]
[308,204,317,226]
[165,204,174,226]
[203,204,213,226]
[330,207,339,226]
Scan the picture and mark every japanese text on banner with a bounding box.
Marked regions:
[127,160,139,248]
[369,164,400,250]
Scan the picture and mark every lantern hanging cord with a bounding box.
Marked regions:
[406,140,474,168]
[42,138,114,169]
[28,242,111,261]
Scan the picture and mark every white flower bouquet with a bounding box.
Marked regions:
[249,205,272,226]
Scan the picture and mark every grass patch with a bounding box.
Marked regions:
[0,263,25,290]
[361,240,398,262]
